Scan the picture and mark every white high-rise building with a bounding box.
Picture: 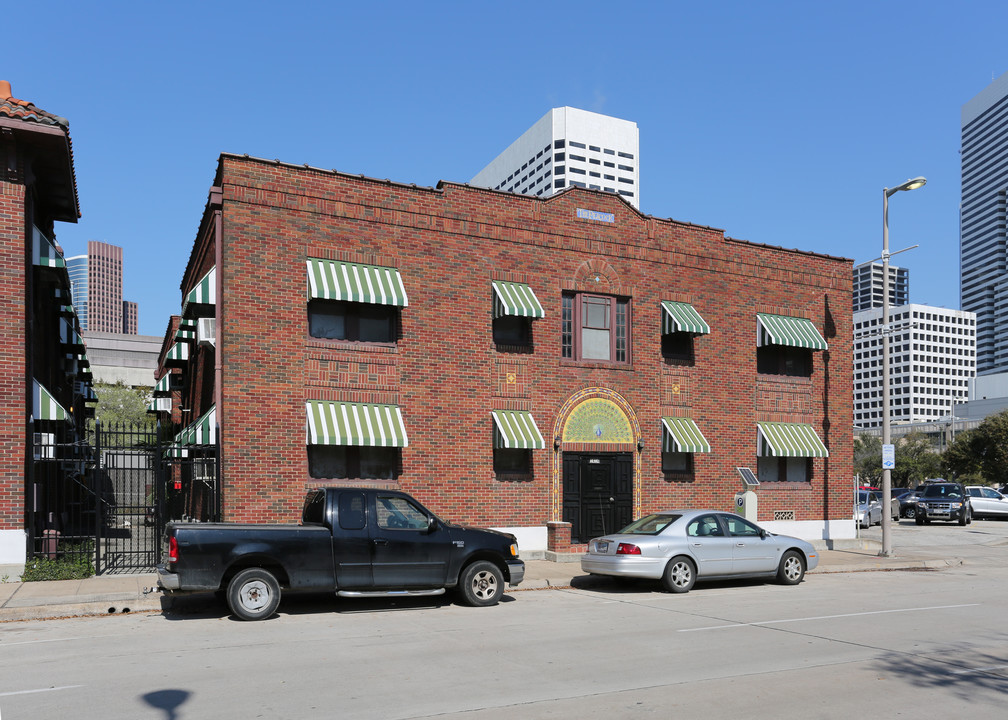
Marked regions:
[961,71,1008,375]
[853,304,976,429]
[471,107,640,209]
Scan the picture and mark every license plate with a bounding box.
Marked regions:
[596,541,609,553]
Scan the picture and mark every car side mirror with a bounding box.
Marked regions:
[427,515,438,533]
[759,529,767,539]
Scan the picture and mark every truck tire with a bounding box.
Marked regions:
[459,560,503,607]
[227,567,281,621]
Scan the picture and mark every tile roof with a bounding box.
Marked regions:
[0,80,69,129]
[0,80,80,219]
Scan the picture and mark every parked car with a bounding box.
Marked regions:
[898,490,921,519]
[915,482,972,525]
[580,510,818,593]
[856,490,882,527]
[158,487,524,620]
[966,486,1008,519]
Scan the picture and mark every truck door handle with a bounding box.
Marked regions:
[374,538,389,546]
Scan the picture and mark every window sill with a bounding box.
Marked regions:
[756,373,813,384]
[560,358,634,371]
[306,337,398,353]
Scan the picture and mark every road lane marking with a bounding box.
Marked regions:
[680,603,979,631]
[0,686,82,697]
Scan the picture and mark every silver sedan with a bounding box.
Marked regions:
[580,510,819,593]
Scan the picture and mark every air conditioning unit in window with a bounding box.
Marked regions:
[197,318,216,348]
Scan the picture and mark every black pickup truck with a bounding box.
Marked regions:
[157,487,525,620]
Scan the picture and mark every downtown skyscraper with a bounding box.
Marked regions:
[961,71,1008,375]
[66,240,138,334]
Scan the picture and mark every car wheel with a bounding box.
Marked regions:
[662,556,696,593]
[915,515,924,526]
[777,550,806,585]
[459,560,503,607]
[905,507,916,519]
[227,567,281,621]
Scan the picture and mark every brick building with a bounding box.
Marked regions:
[158,153,854,554]
[1,81,95,564]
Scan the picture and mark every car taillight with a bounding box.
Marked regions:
[168,536,178,564]
[616,543,641,555]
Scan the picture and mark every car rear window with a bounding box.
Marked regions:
[618,514,680,535]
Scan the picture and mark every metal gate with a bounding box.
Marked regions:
[26,420,220,574]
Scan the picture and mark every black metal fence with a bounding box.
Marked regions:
[26,420,220,574]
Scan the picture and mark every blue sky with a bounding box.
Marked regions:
[8,1,1007,336]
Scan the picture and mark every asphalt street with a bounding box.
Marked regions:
[2,519,1007,719]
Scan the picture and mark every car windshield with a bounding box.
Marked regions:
[618,513,680,535]
[857,491,875,504]
[921,484,963,500]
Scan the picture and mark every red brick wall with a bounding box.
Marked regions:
[0,181,26,529]
[201,156,851,527]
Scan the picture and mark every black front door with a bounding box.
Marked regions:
[562,453,634,543]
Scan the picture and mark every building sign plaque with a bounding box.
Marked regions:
[576,208,615,224]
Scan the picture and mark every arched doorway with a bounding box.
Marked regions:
[552,388,640,543]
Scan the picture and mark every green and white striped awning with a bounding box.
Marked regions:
[757,313,828,350]
[175,318,197,341]
[183,266,216,317]
[757,422,829,458]
[306,401,408,447]
[164,342,189,366]
[661,417,711,453]
[165,443,188,459]
[153,374,173,397]
[147,397,172,413]
[180,406,217,445]
[307,259,409,307]
[661,301,710,335]
[60,318,84,349]
[491,410,546,449]
[33,380,68,421]
[492,281,545,319]
[32,226,66,268]
[80,384,98,404]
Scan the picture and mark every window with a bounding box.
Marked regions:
[308,446,401,480]
[662,451,694,475]
[376,495,429,530]
[562,293,630,363]
[494,447,532,476]
[570,141,586,149]
[662,332,695,364]
[308,300,397,343]
[302,491,326,525]
[686,514,723,537]
[493,315,531,348]
[757,456,811,483]
[757,345,812,377]
[338,492,366,530]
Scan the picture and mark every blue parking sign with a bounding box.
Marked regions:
[882,444,895,470]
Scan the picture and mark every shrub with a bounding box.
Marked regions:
[22,541,95,581]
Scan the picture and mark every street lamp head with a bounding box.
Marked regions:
[886,176,927,196]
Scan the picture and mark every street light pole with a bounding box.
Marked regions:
[880,176,926,557]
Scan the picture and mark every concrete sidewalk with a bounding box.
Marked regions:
[0,542,962,623]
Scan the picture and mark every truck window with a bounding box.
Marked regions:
[376,495,428,530]
[303,491,325,525]
[339,492,367,530]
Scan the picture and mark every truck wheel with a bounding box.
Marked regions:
[459,561,503,607]
[227,568,281,621]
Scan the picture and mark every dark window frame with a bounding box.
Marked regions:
[308,299,399,345]
[757,344,813,377]
[308,445,402,480]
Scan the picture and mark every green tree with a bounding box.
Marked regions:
[853,434,882,487]
[943,410,1008,485]
[890,432,942,488]
[90,381,154,428]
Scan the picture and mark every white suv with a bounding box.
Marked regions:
[965,486,1008,519]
